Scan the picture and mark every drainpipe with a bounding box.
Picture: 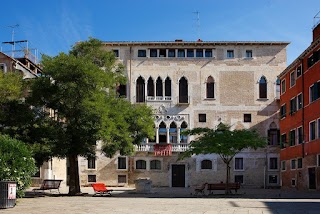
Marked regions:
[301,58,305,158]
[129,46,132,102]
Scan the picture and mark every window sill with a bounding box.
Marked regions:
[257,98,269,101]
[268,169,279,171]
[234,169,244,172]
[243,57,254,60]
[116,169,128,171]
[204,98,216,101]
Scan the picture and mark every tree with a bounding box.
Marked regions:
[28,38,154,195]
[180,123,266,194]
[0,72,56,166]
[0,135,37,197]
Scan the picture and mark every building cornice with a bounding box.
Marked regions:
[279,37,320,78]
[102,41,290,47]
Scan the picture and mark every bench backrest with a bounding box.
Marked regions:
[41,179,62,189]
[92,183,108,192]
[208,183,240,190]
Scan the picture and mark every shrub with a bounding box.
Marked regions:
[0,135,37,197]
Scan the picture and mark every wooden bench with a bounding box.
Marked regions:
[194,183,208,196]
[33,179,63,194]
[207,182,240,194]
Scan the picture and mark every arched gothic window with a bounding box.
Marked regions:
[165,77,171,98]
[156,77,163,97]
[136,76,145,102]
[268,122,279,146]
[147,77,154,98]
[206,76,215,98]
[179,77,188,103]
[259,76,267,99]
[159,122,167,144]
[180,121,188,143]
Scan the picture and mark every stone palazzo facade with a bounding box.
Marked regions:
[37,40,289,189]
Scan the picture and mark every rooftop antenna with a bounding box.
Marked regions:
[314,11,320,28]
[2,24,19,57]
[193,11,200,40]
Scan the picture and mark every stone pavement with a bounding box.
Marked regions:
[1,187,320,213]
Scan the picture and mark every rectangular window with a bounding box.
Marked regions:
[87,157,96,169]
[310,82,320,103]
[318,154,320,167]
[234,175,243,184]
[289,129,296,146]
[150,160,161,170]
[150,49,158,57]
[291,179,296,186]
[245,50,252,58]
[310,121,316,141]
[318,119,320,140]
[113,49,119,58]
[243,114,252,123]
[159,49,166,57]
[118,175,126,183]
[0,63,7,72]
[290,97,297,114]
[168,49,175,57]
[136,160,146,169]
[296,65,302,78]
[268,175,278,184]
[280,104,286,119]
[297,158,302,169]
[88,175,96,183]
[297,93,303,110]
[291,159,296,170]
[269,157,278,170]
[298,126,303,144]
[281,133,287,149]
[290,71,296,87]
[227,50,234,58]
[118,157,127,170]
[281,80,286,94]
[196,49,203,57]
[205,49,213,58]
[281,161,286,171]
[308,55,315,68]
[138,50,146,57]
[187,49,194,57]
[198,114,206,122]
[234,158,244,170]
[177,49,185,57]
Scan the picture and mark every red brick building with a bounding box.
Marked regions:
[279,22,320,190]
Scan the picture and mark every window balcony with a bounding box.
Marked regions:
[146,96,172,102]
[134,142,189,153]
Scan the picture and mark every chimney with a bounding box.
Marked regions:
[313,11,320,42]
[313,23,320,42]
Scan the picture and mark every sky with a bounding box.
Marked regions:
[0,0,319,65]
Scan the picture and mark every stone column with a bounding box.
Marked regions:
[177,127,181,144]
[166,128,170,144]
[156,128,159,144]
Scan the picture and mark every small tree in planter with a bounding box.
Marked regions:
[0,135,37,197]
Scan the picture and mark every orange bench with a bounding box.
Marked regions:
[92,183,113,196]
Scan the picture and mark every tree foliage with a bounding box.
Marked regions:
[0,135,37,197]
[28,38,154,195]
[181,123,266,193]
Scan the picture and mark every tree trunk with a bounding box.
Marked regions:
[225,162,231,195]
[68,154,81,195]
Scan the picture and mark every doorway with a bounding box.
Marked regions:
[172,164,185,187]
[308,167,316,189]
